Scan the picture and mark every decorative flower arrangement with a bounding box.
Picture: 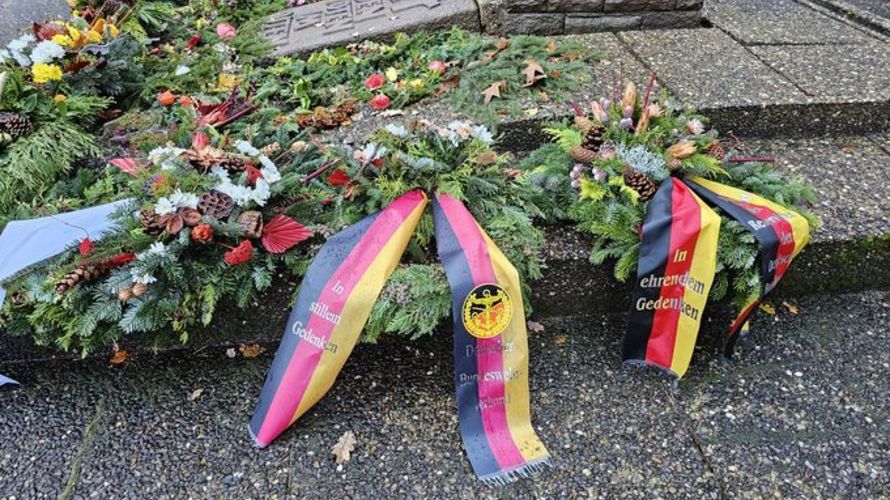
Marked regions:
[527,76,819,310]
[312,120,551,341]
[253,29,594,129]
[1,117,553,352]
[1,130,322,352]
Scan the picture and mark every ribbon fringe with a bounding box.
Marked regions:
[478,457,553,486]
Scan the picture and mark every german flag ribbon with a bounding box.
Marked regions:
[624,177,811,377]
[250,190,549,484]
[684,177,810,355]
[433,193,550,484]
[624,178,721,377]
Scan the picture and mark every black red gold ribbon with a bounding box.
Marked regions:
[250,190,549,483]
[625,177,810,377]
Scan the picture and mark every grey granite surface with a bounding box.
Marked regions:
[749,43,890,102]
[617,29,810,108]
[0,0,68,45]
[1,290,887,497]
[706,0,878,45]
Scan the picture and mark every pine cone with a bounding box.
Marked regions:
[198,190,235,220]
[570,146,597,164]
[237,210,264,239]
[573,116,594,134]
[707,140,726,161]
[0,112,33,141]
[140,208,165,235]
[624,168,658,202]
[214,155,247,174]
[581,123,605,152]
[56,261,112,294]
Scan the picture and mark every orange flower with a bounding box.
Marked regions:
[191,224,214,244]
[157,91,175,107]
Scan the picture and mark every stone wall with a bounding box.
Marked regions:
[480,0,704,35]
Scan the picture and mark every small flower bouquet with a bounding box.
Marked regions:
[533,76,819,310]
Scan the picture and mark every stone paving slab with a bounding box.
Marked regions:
[742,135,890,243]
[706,0,878,45]
[1,290,887,497]
[261,0,481,56]
[616,28,810,108]
[749,43,890,102]
[680,291,890,498]
[0,0,68,45]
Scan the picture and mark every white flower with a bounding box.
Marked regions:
[251,179,271,206]
[174,65,190,76]
[235,140,260,156]
[384,124,408,137]
[138,241,168,260]
[168,189,199,209]
[7,34,35,52]
[472,125,494,145]
[131,272,157,285]
[148,146,186,170]
[258,156,281,183]
[214,182,252,206]
[6,34,34,67]
[29,40,65,64]
[154,197,176,215]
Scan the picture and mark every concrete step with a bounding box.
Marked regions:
[2,290,887,497]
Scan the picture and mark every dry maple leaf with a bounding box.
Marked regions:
[554,335,567,345]
[482,80,506,105]
[109,348,131,365]
[527,320,545,334]
[546,41,557,53]
[521,60,547,88]
[781,301,800,315]
[331,430,357,465]
[759,303,777,315]
[239,343,266,358]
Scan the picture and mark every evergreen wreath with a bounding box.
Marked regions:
[0,120,551,353]
[520,76,819,312]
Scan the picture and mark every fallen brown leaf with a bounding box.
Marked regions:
[841,146,855,154]
[482,80,506,105]
[331,430,357,464]
[521,60,547,88]
[781,301,800,315]
[188,388,204,401]
[555,335,567,345]
[239,343,266,358]
[546,41,557,53]
[527,320,545,334]
[109,348,131,365]
[759,303,776,315]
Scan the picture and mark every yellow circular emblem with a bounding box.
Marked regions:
[462,284,513,339]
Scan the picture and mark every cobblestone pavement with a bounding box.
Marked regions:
[1,291,887,498]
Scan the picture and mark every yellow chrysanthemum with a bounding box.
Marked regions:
[54,94,67,103]
[85,30,102,43]
[67,25,82,42]
[109,25,119,37]
[52,34,73,47]
[408,79,424,90]
[385,67,399,82]
[217,73,238,90]
[32,63,63,84]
